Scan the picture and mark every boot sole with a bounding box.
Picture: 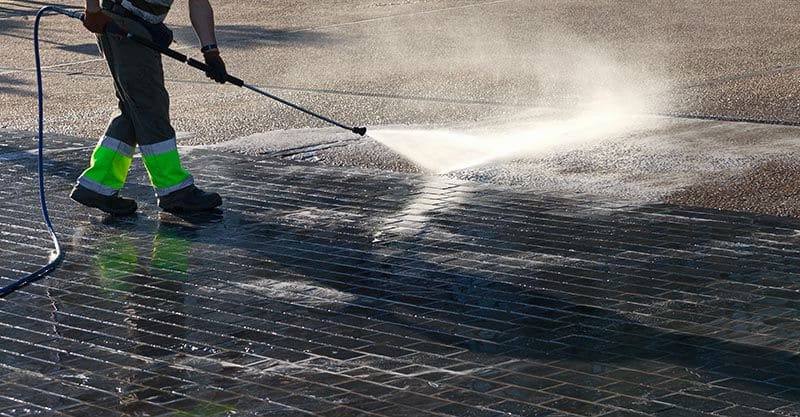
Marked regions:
[70,192,137,216]
[159,200,223,213]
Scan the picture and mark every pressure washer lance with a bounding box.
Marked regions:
[107,16,366,135]
[121,30,368,136]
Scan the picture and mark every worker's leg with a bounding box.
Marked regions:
[71,18,141,215]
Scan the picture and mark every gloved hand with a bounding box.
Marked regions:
[82,9,111,34]
[203,50,228,84]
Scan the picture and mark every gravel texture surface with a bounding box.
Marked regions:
[666,158,800,217]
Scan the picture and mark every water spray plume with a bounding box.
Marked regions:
[368,128,495,173]
[368,36,665,174]
[252,11,671,174]
[370,97,655,174]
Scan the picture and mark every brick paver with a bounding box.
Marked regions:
[1,129,799,416]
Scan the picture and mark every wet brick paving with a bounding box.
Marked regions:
[1,129,800,416]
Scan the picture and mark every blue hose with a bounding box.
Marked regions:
[0,6,80,296]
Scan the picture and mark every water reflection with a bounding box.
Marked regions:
[90,218,241,414]
[46,173,799,413]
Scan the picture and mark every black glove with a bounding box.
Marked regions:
[203,49,228,84]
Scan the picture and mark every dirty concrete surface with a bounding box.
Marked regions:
[1,0,799,135]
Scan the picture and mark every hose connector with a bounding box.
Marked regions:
[49,6,84,21]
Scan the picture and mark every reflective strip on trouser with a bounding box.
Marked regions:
[95,234,137,298]
[77,135,135,195]
[151,225,190,277]
[93,17,194,197]
[140,137,193,196]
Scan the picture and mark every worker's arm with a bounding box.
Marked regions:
[188,0,228,83]
[189,0,218,48]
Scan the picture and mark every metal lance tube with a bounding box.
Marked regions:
[117,28,368,136]
[52,10,367,135]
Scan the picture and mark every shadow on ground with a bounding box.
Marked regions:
[171,24,334,50]
[0,0,78,18]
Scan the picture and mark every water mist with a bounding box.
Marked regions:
[365,28,669,174]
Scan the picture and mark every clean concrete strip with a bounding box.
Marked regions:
[206,117,800,212]
[676,63,800,90]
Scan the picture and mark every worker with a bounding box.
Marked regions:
[70,0,227,215]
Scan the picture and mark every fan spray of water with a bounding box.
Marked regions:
[209,24,670,177]
[351,28,669,174]
[367,94,657,174]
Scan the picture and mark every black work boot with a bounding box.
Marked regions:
[158,185,222,213]
[70,184,137,215]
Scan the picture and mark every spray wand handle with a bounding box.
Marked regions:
[186,58,244,87]
[115,30,246,86]
[122,31,366,135]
